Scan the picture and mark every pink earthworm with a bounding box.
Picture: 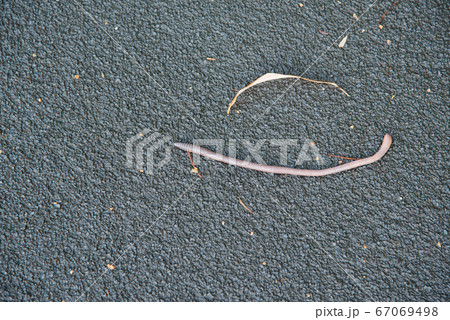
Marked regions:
[174,134,392,176]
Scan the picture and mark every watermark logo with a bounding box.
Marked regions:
[191,139,325,167]
[125,130,325,175]
[125,129,171,175]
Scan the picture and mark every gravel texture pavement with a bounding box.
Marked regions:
[0,0,448,301]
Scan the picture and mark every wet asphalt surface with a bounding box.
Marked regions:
[0,0,448,301]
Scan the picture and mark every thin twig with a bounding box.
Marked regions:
[187,151,202,178]
[239,197,254,214]
[327,154,361,161]
[379,1,399,24]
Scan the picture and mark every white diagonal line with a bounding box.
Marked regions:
[72,0,198,125]
[241,3,381,296]
[247,0,380,129]
[287,211,374,300]
[74,177,200,301]
[268,195,375,301]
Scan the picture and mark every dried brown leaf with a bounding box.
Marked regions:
[227,73,349,114]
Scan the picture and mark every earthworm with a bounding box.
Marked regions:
[174,134,392,176]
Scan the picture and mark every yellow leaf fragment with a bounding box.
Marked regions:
[227,73,349,114]
[338,35,348,48]
[353,13,359,21]
[107,264,115,270]
[437,242,441,248]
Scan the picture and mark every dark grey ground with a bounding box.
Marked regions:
[0,0,448,301]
